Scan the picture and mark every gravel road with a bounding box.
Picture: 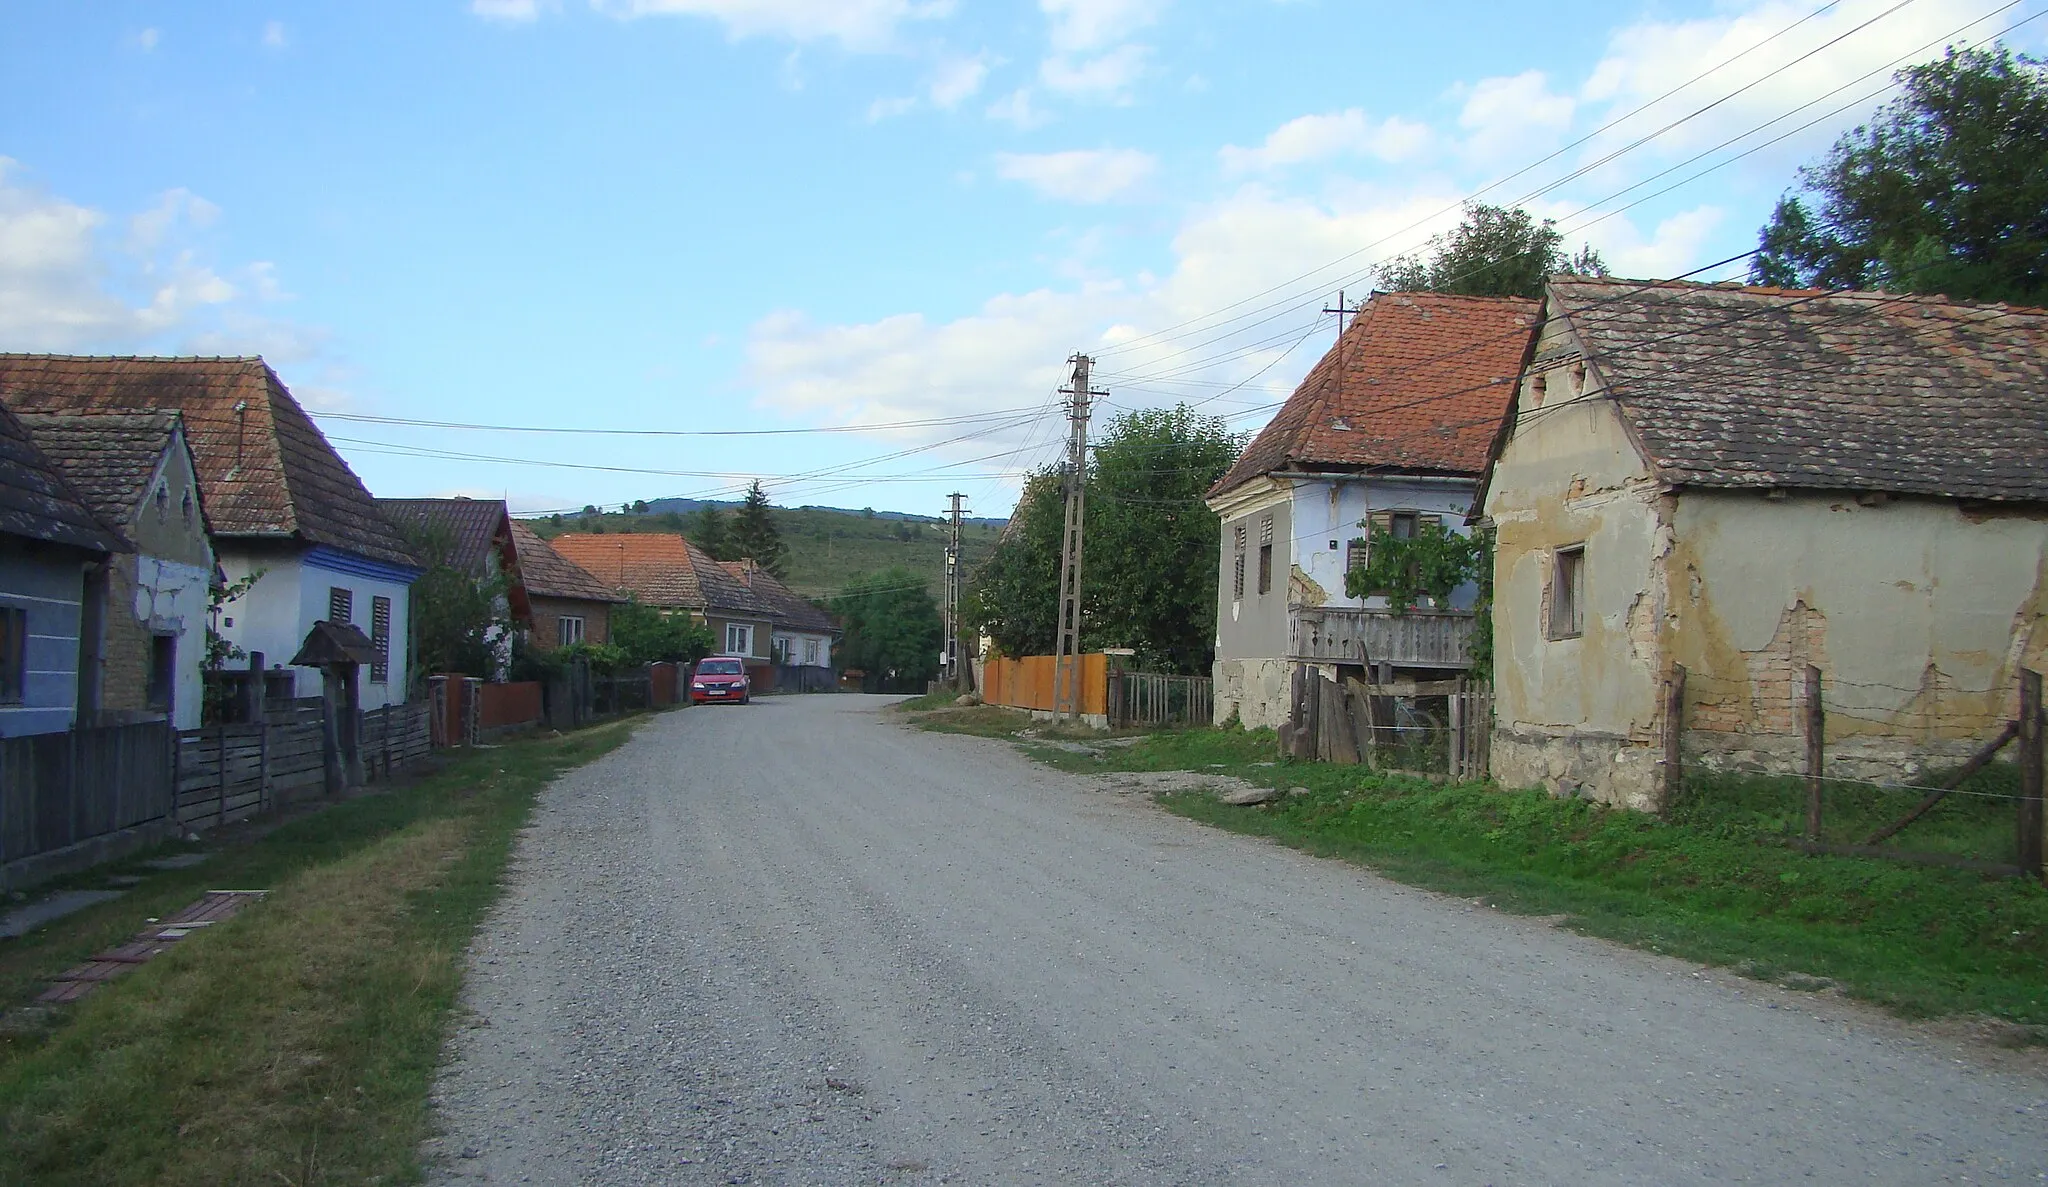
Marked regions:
[425,695,2047,1185]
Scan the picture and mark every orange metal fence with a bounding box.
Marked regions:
[981,653,1109,716]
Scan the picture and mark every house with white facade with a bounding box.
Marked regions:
[1203,292,1538,728]
[0,356,420,710]
[18,411,215,729]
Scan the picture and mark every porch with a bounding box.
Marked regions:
[1287,605,1475,671]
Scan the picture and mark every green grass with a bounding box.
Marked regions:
[974,724,2048,1031]
[527,505,1005,601]
[0,718,639,1186]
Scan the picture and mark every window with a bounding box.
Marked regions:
[1550,546,1585,639]
[772,636,790,665]
[803,639,820,666]
[1233,552,1245,599]
[181,490,194,525]
[1391,511,1419,539]
[147,634,176,711]
[154,483,169,521]
[328,586,353,625]
[370,596,392,683]
[725,623,753,656]
[0,607,24,704]
[1256,513,1274,595]
[558,616,585,646]
[1345,538,1366,577]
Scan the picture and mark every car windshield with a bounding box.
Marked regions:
[698,659,743,676]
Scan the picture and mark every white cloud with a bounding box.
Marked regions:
[1458,70,1575,164]
[866,95,917,122]
[594,0,953,51]
[136,27,161,52]
[929,51,992,108]
[994,148,1157,203]
[1220,109,1432,173]
[1588,204,1727,278]
[1574,0,2028,176]
[471,0,549,20]
[1039,43,1148,100]
[1040,0,1164,53]
[262,20,289,48]
[986,87,1048,129]
[127,188,220,255]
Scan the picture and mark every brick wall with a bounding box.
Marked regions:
[99,557,152,715]
[528,596,611,650]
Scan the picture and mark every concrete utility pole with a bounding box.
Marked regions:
[1051,353,1099,723]
[943,492,967,690]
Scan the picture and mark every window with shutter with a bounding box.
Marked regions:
[371,596,391,683]
[329,587,353,624]
[558,616,585,646]
[1233,551,1245,598]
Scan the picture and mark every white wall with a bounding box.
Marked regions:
[131,555,212,729]
[1289,476,1481,612]
[773,630,833,668]
[216,548,415,708]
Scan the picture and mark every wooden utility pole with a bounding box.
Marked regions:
[2019,668,2042,880]
[943,492,967,690]
[1051,354,1098,723]
[1804,665,1825,842]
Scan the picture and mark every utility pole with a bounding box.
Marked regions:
[1052,353,1099,723]
[943,492,967,690]
[1323,289,1357,335]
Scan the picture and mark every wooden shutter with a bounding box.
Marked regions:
[329,586,353,624]
[370,596,391,683]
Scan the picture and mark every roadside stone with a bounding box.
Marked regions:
[1220,786,1284,806]
[1288,786,1310,797]
[955,693,982,707]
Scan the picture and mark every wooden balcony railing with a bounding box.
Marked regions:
[1288,605,1475,670]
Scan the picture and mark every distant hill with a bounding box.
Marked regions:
[642,496,1005,528]
[523,503,1006,601]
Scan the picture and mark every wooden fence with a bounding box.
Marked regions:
[1280,670,1492,779]
[982,653,1110,718]
[1110,670,1213,728]
[174,702,432,830]
[1,721,175,878]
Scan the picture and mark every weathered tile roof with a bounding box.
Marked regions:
[377,498,510,579]
[14,412,183,530]
[1550,278,2048,502]
[0,400,125,553]
[1210,292,1538,498]
[550,533,714,611]
[507,520,624,604]
[0,355,417,567]
[720,560,836,634]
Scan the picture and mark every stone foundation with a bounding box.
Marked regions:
[1491,726,1664,812]
[1212,658,1292,730]
[1495,724,2003,815]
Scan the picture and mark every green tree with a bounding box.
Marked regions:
[966,406,1240,673]
[1752,46,2048,305]
[690,505,734,560]
[729,480,788,578]
[1379,202,1607,298]
[832,567,942,692]
[398,523,510,682]
[1087,406,1240,673]
[964,469,1065,659]
[609,599,715,665]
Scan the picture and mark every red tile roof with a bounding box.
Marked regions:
[0,354,416,568]
[719,560,836,633]
[507,520,624,604]
[1210,292,1537,498]
[550,533,728,612]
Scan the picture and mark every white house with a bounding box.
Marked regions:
[0,355,421,710]
[1203,292,1539,728]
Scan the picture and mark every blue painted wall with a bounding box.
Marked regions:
[0,541,87,738]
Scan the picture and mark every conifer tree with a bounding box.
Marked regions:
[728,480,788,579]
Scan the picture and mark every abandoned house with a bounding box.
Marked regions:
[1480,278,2048,810]
[1203,291,1538,728]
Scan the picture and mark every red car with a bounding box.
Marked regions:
[690,656,751,705]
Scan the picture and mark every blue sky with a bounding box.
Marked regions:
[3,0,2041,520]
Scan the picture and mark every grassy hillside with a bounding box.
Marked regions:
[524,505,1005,600]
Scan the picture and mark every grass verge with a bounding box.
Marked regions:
[0,718,638,1186]
[937,720,2048,1033]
